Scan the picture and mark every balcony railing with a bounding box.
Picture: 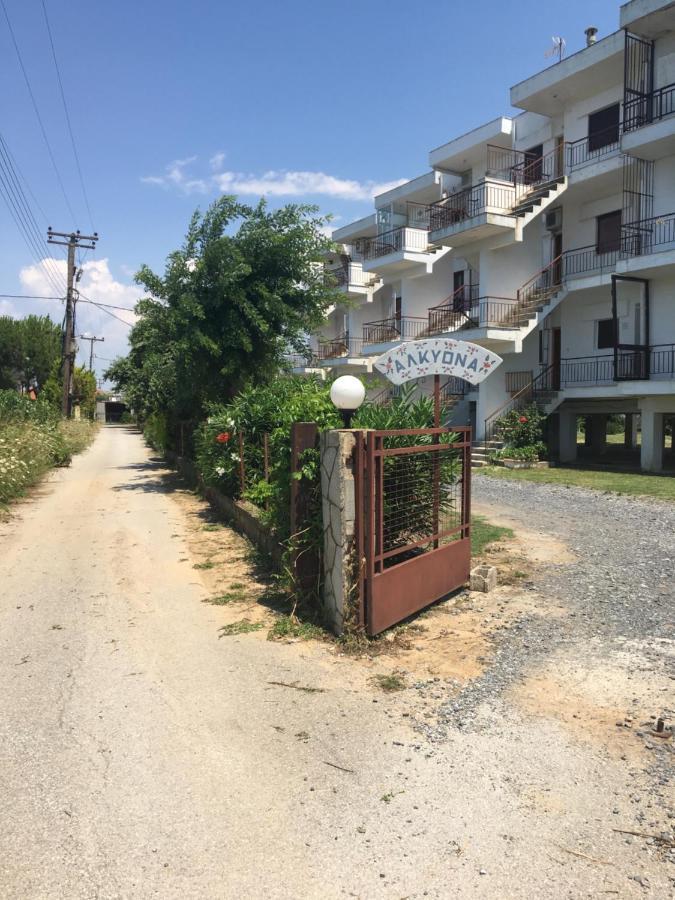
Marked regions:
[622,212,675,256]
[284,353,320,369]
[429,181,515,233]
[316,335,365,360]
[566,124,621,170]
[623,81,675,132]
[427,283,480,334]
[559,355,615,386]
[362,226,429,261]
[362,316,427,344]
[563,244,620,278]
[324,262,374,289]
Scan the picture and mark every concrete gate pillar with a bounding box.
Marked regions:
[558,409,578,463]
[320,430,359,635]
[641,409,664,472]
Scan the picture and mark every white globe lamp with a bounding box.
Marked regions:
[330,375,366,428]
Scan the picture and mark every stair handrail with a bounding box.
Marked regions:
[483,364,555,443]
[516,254,563,306]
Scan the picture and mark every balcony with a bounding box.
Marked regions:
[361,225,438,274]
[362,316,427,346]
[325,260,379,298]
[622,212,675,260]
[566,124,622,185]
[622,82,675,160]
[427,284,481,334]
[428,180,517,247]
[559,345,675,387]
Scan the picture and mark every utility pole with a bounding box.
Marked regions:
[47,228,99,416]
[78,334,104,371]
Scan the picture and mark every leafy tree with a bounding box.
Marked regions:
[0,315,62,391]
[105,197,337,439]
[42,361,97,419]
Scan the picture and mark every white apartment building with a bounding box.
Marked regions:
[296,0,675,473]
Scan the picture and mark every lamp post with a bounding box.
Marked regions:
[330,375,365,428]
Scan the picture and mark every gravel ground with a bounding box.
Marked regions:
[422,476,675,739]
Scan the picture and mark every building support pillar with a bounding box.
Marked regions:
[640,409,664,473]
[589,414,608,455]
[624,413,639,449]
[559,409,578,463]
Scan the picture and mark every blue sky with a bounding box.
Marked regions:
[0,0,618,374]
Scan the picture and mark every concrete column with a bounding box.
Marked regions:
[624,413,638,448]
[559,409,578,463]
[320,430,358,635]
[589,414,608,455]
[640,409,664,472]
[583,416,592,447]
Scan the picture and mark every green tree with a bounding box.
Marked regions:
[0,315,62,391]
[105,197,336,437]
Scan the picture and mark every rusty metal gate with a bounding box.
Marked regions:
[354,427,471,635]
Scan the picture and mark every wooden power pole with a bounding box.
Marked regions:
[47,228,99,416]
[78,334,104,371]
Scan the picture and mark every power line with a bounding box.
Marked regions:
[40,0,95,232]
[0,133,66,293]
[1,293,136,313]
[0,140,66,296]
[0,0,77,226]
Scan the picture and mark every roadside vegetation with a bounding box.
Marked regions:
[477,464,675,501]
[0,391,97,509]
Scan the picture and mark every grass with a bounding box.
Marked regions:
[476,465,675,502]
[267,615,325,641]
[471,515,514,555]
[193,560,216,570]
[218,619,265,637]
[372,672,407,692]
[204,587,249,605]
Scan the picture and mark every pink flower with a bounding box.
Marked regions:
[215,432,230,444]
[518,416,528,424]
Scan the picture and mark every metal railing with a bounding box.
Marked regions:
[484,364,557,443]
[650,344,675,378]
[362,316,427,344]
[512,145,565,199]
[284,353,320,369]
[317,335,366,360]
[559,355,615,386]
[566,124,621,169]
[362,226,429,261]
[623,81,675,132]
[563,244,620,278]
[427,283,480,334]
[517,255,563,307]
[622,212,675,256]
[428,181,515,233]
[324,267,349,287]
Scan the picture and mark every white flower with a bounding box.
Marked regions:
[230,453,240,462]
[215,466,226,476]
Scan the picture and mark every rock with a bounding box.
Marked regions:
[470,565,498,593]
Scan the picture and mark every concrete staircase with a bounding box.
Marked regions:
[514,177,567,236]
[471,439,503,468]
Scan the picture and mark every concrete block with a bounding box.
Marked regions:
[470,564,498,593]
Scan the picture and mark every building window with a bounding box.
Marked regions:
[596,210,622,254]
[588,103,620,152]
[597,318,616,349]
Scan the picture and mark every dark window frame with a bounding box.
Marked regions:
[596,210,622,254]
[588,103,621,152]
[597,318,616,350]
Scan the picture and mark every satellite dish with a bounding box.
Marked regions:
[545,36,566,62]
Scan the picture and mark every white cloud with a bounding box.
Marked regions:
[8,258,141,383]
[142,155,405,202]
[210,151,226,171]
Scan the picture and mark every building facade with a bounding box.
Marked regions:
[295,0,675,472]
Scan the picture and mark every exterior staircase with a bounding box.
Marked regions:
[471,439,503,467]
[511,177,566,219]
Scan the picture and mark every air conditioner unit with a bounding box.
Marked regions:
[544,208,562,231]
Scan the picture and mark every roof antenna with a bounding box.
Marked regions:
[545,36,566,63]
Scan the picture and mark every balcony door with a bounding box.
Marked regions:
[588,103,620,152]
[523,143,543,184]
[597,210,622,254]
[611,275,650,380]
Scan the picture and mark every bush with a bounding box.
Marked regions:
[495,404,547,457]
[144,411,170,451]
[490,444,544,463]
[0,389,96,506]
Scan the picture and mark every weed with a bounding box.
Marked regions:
[380,790,404,803]
[218,619,264,637]
[372,672,406,692]
[202,523,222,532]
[193,560,216,570]
[205,584,249,605]
[267,615,325,641]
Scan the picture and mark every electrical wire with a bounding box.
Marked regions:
[40,0,95,233]
[0,0,78,226]
[0,133,66,294]
[0,292,136,312]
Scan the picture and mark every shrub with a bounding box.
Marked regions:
[490,444,544,463]
[495,404,547,456]
[144,411,170,451]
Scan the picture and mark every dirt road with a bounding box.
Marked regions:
[0,426,672,899]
